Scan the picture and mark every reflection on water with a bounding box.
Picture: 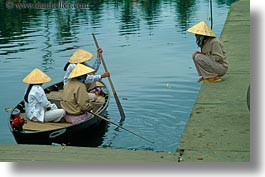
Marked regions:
[0,0,237,152]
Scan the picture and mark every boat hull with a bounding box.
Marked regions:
[9,81,109,146]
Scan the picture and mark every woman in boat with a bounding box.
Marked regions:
[63,48,109,86]
[23,68,66,122]
[187,21,228,83]
[63,48,109,102]
[61,64,100,124]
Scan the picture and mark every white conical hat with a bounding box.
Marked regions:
[187,21,216,37]
[68,63,95,79]
[23,68,51,84]
[69,48,93,64]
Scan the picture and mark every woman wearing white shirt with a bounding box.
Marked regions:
[23,68,65,122]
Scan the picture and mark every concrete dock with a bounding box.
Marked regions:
[177,0,250,162]
[0,0,249,162]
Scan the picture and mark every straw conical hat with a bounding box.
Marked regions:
[68,63,95,79]
[87,81,104,90]
[187,21,216,37]
[23,68,51,84]
[69,48,93,64]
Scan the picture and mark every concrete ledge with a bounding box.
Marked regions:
[177,0,250,162]
[0,144,178,162]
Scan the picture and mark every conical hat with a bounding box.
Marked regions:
[187,21,216,37]
[69,48,93,64]
[23,68,51,84]
[87,81,104,90]
[68,63,95,79]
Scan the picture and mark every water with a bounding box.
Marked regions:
[0,0,237,152]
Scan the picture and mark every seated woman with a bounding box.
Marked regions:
[61,64,99,124]
[23,68,66,122]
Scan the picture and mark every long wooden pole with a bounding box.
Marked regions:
[210,0,213,29]
[92,33,126,122]
[91,112,154,144]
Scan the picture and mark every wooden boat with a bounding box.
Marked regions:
[8,81,109,146]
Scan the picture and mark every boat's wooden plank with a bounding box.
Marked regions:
[46,90,63,108]
[23,121,72,131]
[20,113,72,131]
[19,89,105,131]
[20,103,104,131]
[46,90,63,100]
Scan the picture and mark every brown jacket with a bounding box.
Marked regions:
[202,37,228,68]
[61,79,93,115]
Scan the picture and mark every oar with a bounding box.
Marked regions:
[91,112,154,144]
[92,33,126,122]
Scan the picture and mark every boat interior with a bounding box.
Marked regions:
[12,82,107,132]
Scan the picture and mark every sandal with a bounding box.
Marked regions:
[197,77,204,83]
[203,77,223,83]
